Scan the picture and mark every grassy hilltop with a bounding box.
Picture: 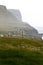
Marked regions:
[0,37,43,65]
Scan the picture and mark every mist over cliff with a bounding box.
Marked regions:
[0,5,42,38]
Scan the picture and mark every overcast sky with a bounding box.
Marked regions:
[0,0,43,33]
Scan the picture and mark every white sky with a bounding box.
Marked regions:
[0,0,43,33]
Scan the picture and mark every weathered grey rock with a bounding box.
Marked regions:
[9,9,22,21]
[0,5,42,38]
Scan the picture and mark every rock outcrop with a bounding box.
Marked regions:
[9,9,22,21]
[0,5,42,39]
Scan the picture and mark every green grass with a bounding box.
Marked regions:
[0,37,43,65]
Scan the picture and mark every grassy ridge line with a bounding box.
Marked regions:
[0,37,43,47]
[0,37,43,51]
[0,37,43,65]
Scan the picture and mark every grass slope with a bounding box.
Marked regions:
[0,37,43,65]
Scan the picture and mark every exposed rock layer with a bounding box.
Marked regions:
[0,5,42,38]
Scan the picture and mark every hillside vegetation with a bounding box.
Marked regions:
[0,37,43,65]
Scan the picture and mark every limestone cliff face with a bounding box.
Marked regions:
[8,9,22,21]
[0,5,42,38]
